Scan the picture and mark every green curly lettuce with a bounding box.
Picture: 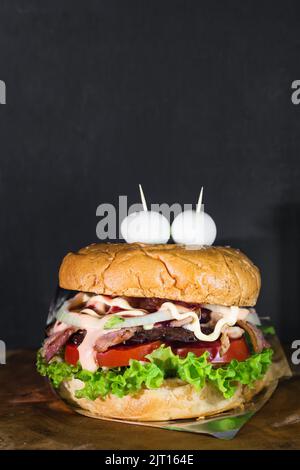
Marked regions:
[147,346,213,390]
[37,346,273,401]
[75,361,164,400]
[208,348,273,398]
[36,351,80,388]
[147,346,273,399]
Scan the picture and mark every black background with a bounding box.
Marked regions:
[0,0,299,348]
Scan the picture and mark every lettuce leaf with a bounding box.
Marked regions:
[207,348,273,398]
[75,361,164,400]
[36,351,80,388]
[147,346,213,389]
[37,346,273,401]
[104,316,125,329]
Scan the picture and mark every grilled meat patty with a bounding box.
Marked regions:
[126,326,213,344]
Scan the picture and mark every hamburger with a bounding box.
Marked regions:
[37,243,275,421]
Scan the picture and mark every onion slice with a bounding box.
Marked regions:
[55,302,175,330]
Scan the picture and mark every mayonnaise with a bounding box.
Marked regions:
[160,302,240,342]
[53,295,250,371]
[77,329,104,372]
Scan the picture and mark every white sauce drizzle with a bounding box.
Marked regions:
[201,303,249,321]
[51,295,249,371]
[160,302,240,342]
[77,329,104,372]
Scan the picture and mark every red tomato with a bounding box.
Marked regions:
[66,337,250,368]
[220,337,250,362]
[96,341,162,367]
[172,337,250,363]
[65,343,80,366]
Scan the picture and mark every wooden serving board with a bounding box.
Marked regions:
[0,350,300,450]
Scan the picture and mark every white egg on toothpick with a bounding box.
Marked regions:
[171,187,217,245]
[121,184,170,244]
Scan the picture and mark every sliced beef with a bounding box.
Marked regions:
[94,328,138,352]
[128,297,166,312]
[237,320,270,353]
[43,327,75,362]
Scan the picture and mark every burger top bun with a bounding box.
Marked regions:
[59,243,260,307]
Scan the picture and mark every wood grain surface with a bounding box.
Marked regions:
[0,350,300,450]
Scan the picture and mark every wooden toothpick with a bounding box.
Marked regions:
[196,186,204,213]
[139,184,148,211]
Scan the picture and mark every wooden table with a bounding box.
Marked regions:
[1,350,300,450]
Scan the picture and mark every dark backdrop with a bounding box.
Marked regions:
[0,0,300,348]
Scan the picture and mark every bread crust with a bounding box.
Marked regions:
[59,243,260,306]
[57,365,276,421]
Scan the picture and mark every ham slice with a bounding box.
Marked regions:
[220,326,244,355]
[237,320,270,353]
[43,327,75,362]
[94,328,137,353]
[68,292,92,310]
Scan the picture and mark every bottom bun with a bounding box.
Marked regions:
[57,364,277,421]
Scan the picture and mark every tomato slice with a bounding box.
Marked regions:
[66,337,250,368]
[219,337,250,363]
[65,343,80,366]
[171,337,250,363]
[96,341,162,367]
